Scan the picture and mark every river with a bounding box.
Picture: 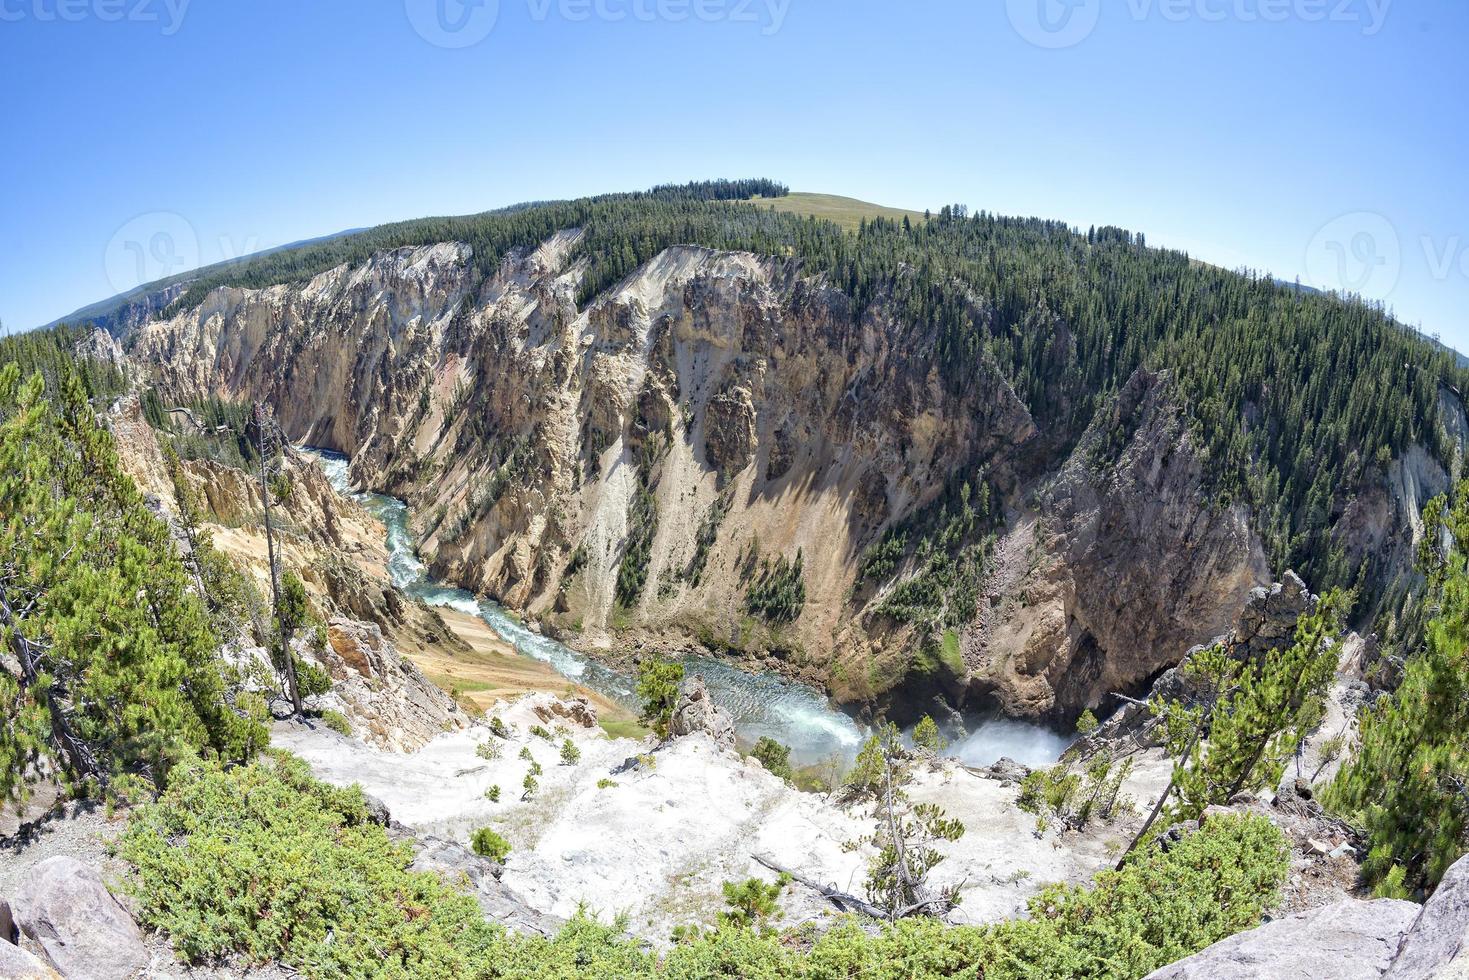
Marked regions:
[307,450,1070,769]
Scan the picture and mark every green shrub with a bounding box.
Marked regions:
[636,658,684,738]
[319,710,352,737]
[913,715,947,753]
[597,778,617,789]
[560,738,582,766]
[470,827,511,863]
[293,655,332,699]
[484,785,500,803]
[476,739,502,761]
[751,737,794,782]
[530,724,552,741]
[718,875,789,931]
[115,753,506,976]
[488,716,510,739]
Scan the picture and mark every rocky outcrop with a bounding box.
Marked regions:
[1071,570,1317,753]
[1146,853,1469,979]
[1142,899,1420,980]
[314,618,468,750]
[966,369,1272,720]
[531,695,599,730]
[668,675,736,748]
[11,856,148,980]
[0,941,60,980]
[1385,852,1469,979]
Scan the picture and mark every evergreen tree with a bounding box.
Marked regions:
[1327,483,1469,892]
[0,362,263,802]
[1125,590,1345,857]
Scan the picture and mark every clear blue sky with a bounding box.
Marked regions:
[2,0,1466,348]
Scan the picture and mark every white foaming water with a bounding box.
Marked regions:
[953,717,1073,769]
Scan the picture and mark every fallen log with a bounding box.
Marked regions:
[751,854,890,920]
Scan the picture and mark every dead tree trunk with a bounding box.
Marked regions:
[254,402,302,717]
[1,593,100,788]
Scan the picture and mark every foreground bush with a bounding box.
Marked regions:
[119,755,1288,979]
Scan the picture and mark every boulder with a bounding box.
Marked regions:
[0,941,61,979]
[1143,898,1419,980]
[977,757,1032,786]
[1386,854,1469,979]
[668,675,736,749]
[12,856,148,980]
[0,896,16,944]
[532,695,599,730]
[406,833,563,937]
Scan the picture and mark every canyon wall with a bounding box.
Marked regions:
[119,232,1451,721]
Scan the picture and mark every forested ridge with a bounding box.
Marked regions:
[112,180,1467,614]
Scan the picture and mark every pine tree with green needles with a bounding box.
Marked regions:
[636,657,685,739]
[1326,483,1469,892]
[1125,589,1345,858]
[0,362,263,802]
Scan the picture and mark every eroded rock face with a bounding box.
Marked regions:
[124,237,1038,708]
[669,675,736,748]
[967,369,1272,721]
[1071,570,1317,752]
[12,856,148,980]
[314,618,468,751]
[1142,898,1420,980]
[704,384,758,484]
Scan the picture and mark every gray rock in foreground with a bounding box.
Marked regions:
[1142,899,1419,980]
[1147,854,1469,980]
[1385,853,1469,979]
[12,855,148,980]
[405,833,564,938]
[0,940,61,979]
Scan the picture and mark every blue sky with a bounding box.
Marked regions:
[2,0,1465,348]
